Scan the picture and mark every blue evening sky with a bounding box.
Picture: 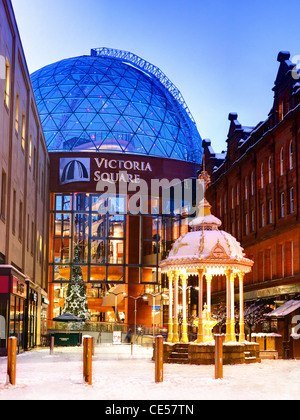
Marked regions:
[11,0,300,153]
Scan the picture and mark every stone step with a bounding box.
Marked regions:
[260,350,278,360]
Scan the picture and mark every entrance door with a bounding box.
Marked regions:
[9,295,25,353]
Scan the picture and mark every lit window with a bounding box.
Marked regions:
[260,163,264,189]
[21,112,26,150]
[231,188,234,209]
[237,184,240,205]
[29,135,32,169]
[15,92,19,132]
[5,58,10,108]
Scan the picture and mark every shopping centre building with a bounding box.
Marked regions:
[30,47,203,329]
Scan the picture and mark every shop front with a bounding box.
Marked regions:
[0,267,27,356]
[0,267,48,356]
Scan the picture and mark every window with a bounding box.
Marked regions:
[231,188,234,209]
[12,190,16,234]
[21,112,26,150]
[219,197,222,217]
[268,156,272,184]
[280,192,285,218]
[261,204,265,227]
[280,147,284,176]
[289,141,293,170]
[251,171,254,196]
[15,92,19,132]
[31,221,34,254]
[1,171,7,220]
[29,135,32,169]
[251,210,255,232]
[290,188,294,213]
[5,58,10,108]
[245,177,248,200]
[260,163,264,189]
[269,199,273,224]
[33,147,36,179]
[245,213,249,236]
[19,201,23,241]
[237,184,240,205]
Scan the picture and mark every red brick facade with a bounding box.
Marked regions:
[204,51,300,304]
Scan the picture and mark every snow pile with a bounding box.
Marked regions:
[0,345,299,400]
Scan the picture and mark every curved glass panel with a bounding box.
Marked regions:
[31,52,202,162]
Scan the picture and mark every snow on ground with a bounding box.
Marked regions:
[0,344,299,400]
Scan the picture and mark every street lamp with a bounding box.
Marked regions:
[106,291,126,323]
[142,293,167,343]
[124,295,144,344]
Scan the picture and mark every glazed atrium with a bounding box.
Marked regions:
[31,48,203,327]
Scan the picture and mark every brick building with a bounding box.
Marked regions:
[204,51,300,319]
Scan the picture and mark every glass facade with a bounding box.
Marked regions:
[31,51,202,162]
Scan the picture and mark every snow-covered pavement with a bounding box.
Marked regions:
[0,344,299,400]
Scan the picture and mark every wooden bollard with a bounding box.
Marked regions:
[83,336,93,385]
[155,335,164,383]
[50,335,55,355]
[7,337,17,386]
[215,335,225,380]
[131,342,133,356]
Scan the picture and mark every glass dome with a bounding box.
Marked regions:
[31,48,202,163]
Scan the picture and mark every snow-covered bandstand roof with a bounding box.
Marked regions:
[160,173,254,276]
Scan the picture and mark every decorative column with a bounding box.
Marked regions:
[225,270,232,343]
[206,274,212,313]
[196,269,204,343]
[238,272,245,342]
[173,272,180,343]
[181,274,189,343]
[167,272,174,343]
[230,272,237,342]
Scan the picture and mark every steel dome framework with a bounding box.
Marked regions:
[31,48,202,163]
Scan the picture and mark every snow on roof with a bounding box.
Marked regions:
[266,298,300,317]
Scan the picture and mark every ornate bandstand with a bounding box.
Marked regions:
[159,166,261,364]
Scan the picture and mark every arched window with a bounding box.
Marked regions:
[289,140,293,170]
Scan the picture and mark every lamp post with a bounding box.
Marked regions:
[124,295,144,344]
[106,291,126,323]
[142,293,166,343]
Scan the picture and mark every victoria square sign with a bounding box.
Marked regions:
[59,156,204,216]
